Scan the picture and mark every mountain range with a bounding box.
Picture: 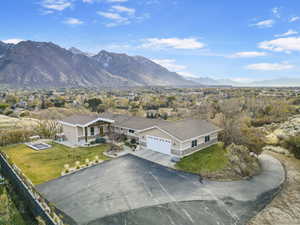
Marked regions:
[0,40,193,88]
[0,40,299,88]
[186,75,300,87]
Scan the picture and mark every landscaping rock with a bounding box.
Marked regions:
[265,133,279,145]
[263,145,292,156]
[264,115,300,145]
[225,144,261,178]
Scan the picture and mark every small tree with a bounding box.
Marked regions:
[35,120,62,139]
[85,98,102,112]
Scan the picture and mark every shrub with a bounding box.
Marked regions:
[75,161,80,169]
[19,111,30,117]
[284,135,300,159]
[130,138,137,145]
[64,164,70,173]
[116,134,127,142]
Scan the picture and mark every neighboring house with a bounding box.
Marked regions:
[59,113,221,157]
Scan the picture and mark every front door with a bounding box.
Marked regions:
[100,126,104,136]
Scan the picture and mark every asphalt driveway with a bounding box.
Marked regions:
[37,154,285,225]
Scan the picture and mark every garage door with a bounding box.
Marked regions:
[146,135,171,155]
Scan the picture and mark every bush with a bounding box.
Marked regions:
[19,111,30,117]
[284,135,300,159]
[130,138,137,145]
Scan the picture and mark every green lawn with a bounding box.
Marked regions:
[1,143,111,185]
[175,143,228,174]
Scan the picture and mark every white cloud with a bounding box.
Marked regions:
[2,39,24,44]
[97,11,129,27]
[272,7,280,18]
[231,77,255,83]
[40,0,72,11]
[152,59,187,71]
[229,51,267,58]
[82,0,94,3]
[245,63,294,71]
[274,29,298,37]
[152,58,198,78]
[251,19,274,28]
[97,11,127,21]
[111,5,135,15]
[259,36,300,53]
[177,71,199,78]
[64,18,84,25]
[141,38,205,49]
[289,16,300,22]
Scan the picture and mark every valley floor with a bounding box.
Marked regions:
[248,151,300,225]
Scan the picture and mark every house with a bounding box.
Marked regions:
[59,113,221,157]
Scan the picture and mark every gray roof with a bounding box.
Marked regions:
[159,119,221,141]
[60,114,99,126]
[100,112,170,130]
[61,113,221,141]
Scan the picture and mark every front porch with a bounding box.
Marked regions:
[77,120,112,146]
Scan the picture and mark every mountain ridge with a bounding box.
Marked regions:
[0,40,196,88]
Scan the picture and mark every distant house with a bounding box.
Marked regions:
[59,113,221,157]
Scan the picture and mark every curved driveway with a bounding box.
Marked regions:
[37,153,285,225]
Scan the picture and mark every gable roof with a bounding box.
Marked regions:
[158,119,221,141]
[100,112,170,130]
[61,113,221,141]
[60,114,99,126]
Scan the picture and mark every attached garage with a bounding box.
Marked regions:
[146,135,171,155]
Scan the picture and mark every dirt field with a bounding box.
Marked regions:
[248,151,300,225]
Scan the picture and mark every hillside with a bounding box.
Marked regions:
[0,41,195,88]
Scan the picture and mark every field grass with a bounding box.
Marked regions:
[175,143,228,174]
[1,143,111,185]
[0,115,38,130]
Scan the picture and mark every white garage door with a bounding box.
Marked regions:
[146,135,171,155]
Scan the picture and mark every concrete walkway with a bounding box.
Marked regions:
[131,148,176,168]
[37,154,285,225]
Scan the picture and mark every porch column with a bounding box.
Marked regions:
[84,127,88,143]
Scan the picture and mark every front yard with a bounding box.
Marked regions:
[175,143,228,174]
[1,143,111,185]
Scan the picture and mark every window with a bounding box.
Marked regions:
[90,127,95,136]
[129,129,135,134]
[205,135,210,143]
[191,140,197,148]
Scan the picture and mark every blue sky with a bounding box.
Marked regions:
[1,0,300,82]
